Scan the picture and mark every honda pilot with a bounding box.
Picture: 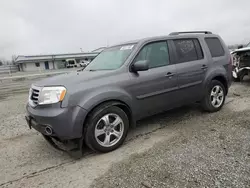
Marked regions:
[25,31,232,154]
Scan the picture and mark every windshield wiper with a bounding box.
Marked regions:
[77,68,96,72]
[80,69,112,72]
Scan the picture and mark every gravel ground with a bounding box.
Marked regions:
[91,82,250,188]
[92,105,250,187]
[0,79,250,188]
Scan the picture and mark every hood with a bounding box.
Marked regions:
[34,70,112,88]
[231,47,250,54]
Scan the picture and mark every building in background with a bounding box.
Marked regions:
[15,52,100,72]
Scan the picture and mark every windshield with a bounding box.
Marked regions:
[85,44,135,71]
[247,42,250,47]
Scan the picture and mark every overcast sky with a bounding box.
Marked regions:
[0,0,249,60]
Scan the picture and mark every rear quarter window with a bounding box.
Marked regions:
[205,37,225,57]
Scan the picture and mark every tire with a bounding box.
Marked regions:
[84,104,129,152]
[239,70,247,82]
[201,80,226,112]
[232,76,240,82]
[233,69,247,82]
[233,72,245,82]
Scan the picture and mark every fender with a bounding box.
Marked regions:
[77,87,134,114]
[202,65,228,95]
[77,87,136,128]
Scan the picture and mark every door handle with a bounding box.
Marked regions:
[165,72,175,78]
[201,65,208,70]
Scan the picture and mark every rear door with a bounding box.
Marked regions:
[170,38,208,103]
[128,41,178,118]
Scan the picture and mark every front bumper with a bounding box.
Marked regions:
[26,103,88,140]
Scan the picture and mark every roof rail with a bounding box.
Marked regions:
[169,31,212,36]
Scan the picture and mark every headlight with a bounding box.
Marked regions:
[38,86,66,105]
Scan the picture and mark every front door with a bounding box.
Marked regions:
[128,41,178,119]
[170,38,207,103]
[44,61,49,70]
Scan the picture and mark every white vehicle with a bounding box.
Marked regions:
[79,60,90,68]
[231,43,250,82]
[66,59,78,68]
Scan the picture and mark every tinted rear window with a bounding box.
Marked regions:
[205,38,225,57]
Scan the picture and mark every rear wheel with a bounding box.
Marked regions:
[201,80,226,112]
[84,105,129,152]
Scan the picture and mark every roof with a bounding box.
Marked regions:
[110,31,216,47]
[15,52,99,64]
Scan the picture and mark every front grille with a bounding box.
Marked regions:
[29,86,41,106]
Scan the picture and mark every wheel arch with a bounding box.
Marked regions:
[83,99,135,131]
[203,67,229,96]
[212,75,228,95]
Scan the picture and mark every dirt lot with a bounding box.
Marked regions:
[0,78,250,188]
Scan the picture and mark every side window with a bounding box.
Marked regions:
[205,37,225,57]
[135,41,170,69]
[173,39,203,63]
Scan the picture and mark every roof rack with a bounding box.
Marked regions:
[169,31,212,36]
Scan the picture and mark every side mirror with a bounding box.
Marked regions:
[132,60,149,72]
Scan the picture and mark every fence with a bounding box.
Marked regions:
[0,65,19,75]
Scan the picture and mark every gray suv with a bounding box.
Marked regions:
[25,31,232,154]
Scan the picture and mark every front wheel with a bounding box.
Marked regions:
[201,80,226,112]
[232,76,240,82]
[84,105,129,152]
